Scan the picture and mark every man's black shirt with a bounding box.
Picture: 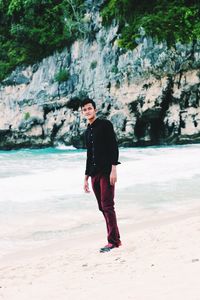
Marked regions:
[85,118,120,176]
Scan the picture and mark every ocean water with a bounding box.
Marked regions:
[0,144,200,257]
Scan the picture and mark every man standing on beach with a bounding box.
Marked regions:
[81,98,121,253]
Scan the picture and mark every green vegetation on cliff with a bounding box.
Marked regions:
[101,0,200,49]
[0,0,200,81]
[0,0,86,81]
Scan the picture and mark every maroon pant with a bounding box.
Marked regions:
[91,173,121,246]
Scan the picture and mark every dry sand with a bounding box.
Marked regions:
[0,204,200,300]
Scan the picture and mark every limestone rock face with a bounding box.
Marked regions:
[0,10,200,149]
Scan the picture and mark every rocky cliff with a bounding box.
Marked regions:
[0,9,200,150]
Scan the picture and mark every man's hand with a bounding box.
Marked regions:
[110,165,117,186]
[84,176,90,193]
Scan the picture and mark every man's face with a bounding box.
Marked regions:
[82,103,97,122]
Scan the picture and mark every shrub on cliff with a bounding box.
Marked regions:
[101,0,200,49]
[54,69,70,83]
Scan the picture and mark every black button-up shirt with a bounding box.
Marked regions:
[85,118,120,176]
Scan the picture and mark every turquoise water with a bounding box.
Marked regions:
[0,144,200,256]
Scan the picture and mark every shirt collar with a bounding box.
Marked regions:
[87,118,99,128]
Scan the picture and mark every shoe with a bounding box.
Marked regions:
[99,242,122,253]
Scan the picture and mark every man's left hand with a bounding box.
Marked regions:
[110,166,117,186]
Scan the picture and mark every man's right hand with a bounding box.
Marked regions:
[84,176,90,193]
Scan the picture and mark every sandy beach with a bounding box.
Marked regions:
[0,202,200,300]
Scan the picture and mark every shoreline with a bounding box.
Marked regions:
[0,141,200,152]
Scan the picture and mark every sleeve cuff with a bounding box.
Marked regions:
[112,161,121,165]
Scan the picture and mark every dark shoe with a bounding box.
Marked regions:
[99,242,122,253]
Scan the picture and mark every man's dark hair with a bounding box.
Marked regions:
[81,98,96,109]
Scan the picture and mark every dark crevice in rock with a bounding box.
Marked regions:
[66,97,81,111]
[107,103,111,111]
[143,82,152,90]
[0,129,12,143]
[107,82,111,91]
[41,127,45,139]
[160,76,174,116]
[50,120,65,143]
[177,71,182,89]
[134,76,175,145]
[128,101,139,114]
[43,102,67,120]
